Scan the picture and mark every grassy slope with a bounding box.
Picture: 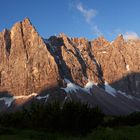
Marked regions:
[0,125,140,140]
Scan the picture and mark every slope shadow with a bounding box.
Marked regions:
[45,36,92,82]
[45,36,74,81]
[110,72,140,97]
[0,72,139,114]
[0,91,13,112]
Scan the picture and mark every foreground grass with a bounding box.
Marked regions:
[0,125,140,140]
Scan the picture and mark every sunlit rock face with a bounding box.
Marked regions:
[0,18,140,114]
[0,18,140,96]
[47,34,140,96]
[0,18,60,96]
[91,35,140,95]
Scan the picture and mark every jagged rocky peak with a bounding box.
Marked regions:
[114,34,125,43]
[48,35,64,47]
[59,32,68,38]
[0,18,60,96]
[0,18,140,97]
[116,34,124,40]
[71,37,90,50]
[22,17,32,25]
[0,18,140,114]
[91,36,110,50]
[96,35,108,41]
[93,35,108,42]
[2,28,10,34]
[45,30,140,96]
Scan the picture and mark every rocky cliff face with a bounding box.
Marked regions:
[0,18,60,96]
[0,18,140,114]
[91,35,140,95]
[46,33,140,96]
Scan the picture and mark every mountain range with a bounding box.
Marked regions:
[0,18,140,115]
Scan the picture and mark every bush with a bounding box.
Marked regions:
[61,102,104,133]
[106,112,140,127]
[0,101,104,134]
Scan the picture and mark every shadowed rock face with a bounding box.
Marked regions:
[91,35,140,95]
[47,34,140,96]
[0,18,140,115]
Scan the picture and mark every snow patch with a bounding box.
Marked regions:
[92,58,100,66]
[75,48,87,66]
[84,80,97,94]
[63,95,72,102]
[61,79,80,93]
[43,39,51,44]
[110,41,114,45]
[98,51,107,54]
[0,93,38,107]
[36,94,50,102]
[118,90,134,100]
[124,32,139,40]
[64,96,69,101]
[16,93,41,99]
[61,78,97,95]
[0,97,14,107]
[92,61,96,64]
[126,65,130,71]
[101,51,107,54]
[105,81,117,97]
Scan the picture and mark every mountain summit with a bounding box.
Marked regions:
[0,18,140,115]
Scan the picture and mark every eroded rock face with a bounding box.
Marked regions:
[0,18,60,95]
[91,35,140,95]
[0,18,140,98]
[47,34,140,96]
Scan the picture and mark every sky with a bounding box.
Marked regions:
[0,0,140,41]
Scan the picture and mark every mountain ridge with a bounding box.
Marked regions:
[0,18,140,115]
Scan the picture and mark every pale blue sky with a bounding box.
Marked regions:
[0,0,140,41]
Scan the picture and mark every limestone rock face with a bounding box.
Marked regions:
[91,35,140,95]
[46,34,140,96]
[0,18,60,95]
[0,18,140,97]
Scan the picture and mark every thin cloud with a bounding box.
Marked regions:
[109,28,122,36]
[76,2,102,36]
[92,25,102,36]
[76,2,97,23]
[123,32,139,40]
